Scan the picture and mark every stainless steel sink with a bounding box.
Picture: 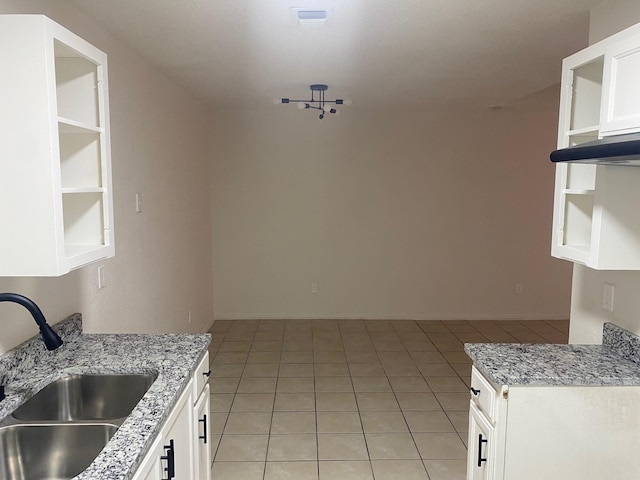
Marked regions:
[11,373,157,423]
[0,423,117,480]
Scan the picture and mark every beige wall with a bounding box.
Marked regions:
[569,1,640,343]
[589,0,640,43]
[0,2,214,353]
[211,88,572,320]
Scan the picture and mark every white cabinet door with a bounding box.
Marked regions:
[131,436,163,480]
[192,352,211,480]
[601,33,640,135]
[467,402,494,480]
[163,380,195,480]
[194,384,211,480]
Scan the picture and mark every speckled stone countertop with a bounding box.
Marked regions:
[0,313,210,480]
[465,322,640,387]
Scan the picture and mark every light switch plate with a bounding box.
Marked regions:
[97,265,105,289]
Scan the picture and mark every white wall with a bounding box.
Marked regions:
[0,2,214,353]
[569,0,640,343]
[211,87,572,320]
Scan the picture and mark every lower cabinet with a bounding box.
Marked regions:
[467,366,640,480]
[133,351,211,480]
[467,403,493,480]
[194,384,211,480]
[132,437,163,480]
[163,380,195,479]
[192,351,212,480]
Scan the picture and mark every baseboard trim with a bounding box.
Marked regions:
[212,313,569,321]
[202,317,215,333]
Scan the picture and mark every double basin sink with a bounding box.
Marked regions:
[0,373,157,480]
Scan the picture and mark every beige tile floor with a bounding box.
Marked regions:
[207,319,568,480]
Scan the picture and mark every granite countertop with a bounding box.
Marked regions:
[0,314,211,480]
[465,322,640,387]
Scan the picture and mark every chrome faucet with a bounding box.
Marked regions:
[0,293,64,401]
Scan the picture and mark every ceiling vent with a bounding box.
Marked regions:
[290,7,331,27]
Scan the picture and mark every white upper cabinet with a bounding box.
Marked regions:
[600,34,640,135]
[551,23,640,269]
[0,15,114,276]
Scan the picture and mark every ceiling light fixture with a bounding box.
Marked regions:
[281,84,351,120]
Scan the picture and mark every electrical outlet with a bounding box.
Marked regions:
[602,283,615,312]
[515,283,524,294]
[311,283,318,294]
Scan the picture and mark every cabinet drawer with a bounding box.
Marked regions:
[470,366,497,422]
[192,351,210,400]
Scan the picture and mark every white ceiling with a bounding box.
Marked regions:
[69,0,601,111]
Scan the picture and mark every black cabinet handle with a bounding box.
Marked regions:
[203,370,211,377]
[161,439,175,480]
[199,414,208,444]
[470,387,480,396]
[477,434,488,467]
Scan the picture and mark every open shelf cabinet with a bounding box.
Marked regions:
[0,15,114,276]
[552,28,640,270]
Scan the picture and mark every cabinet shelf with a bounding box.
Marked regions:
[562,188,594,195]
[65,245,109,264]
[58,117,103,134]
[62,187,105,194]
[567,126,600,136]
[560,243,591,255]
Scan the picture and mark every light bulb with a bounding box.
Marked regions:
[344,99,352,106]
[273,98,281,105]
[298,102,306,110]
[323,104,332,112]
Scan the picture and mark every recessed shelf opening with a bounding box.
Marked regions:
[59,132,102,188]
[54,40,100,128]
[566,163,597,191]
[563,194,593,250]
[570,57,604,131]
[62,192,105,252]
